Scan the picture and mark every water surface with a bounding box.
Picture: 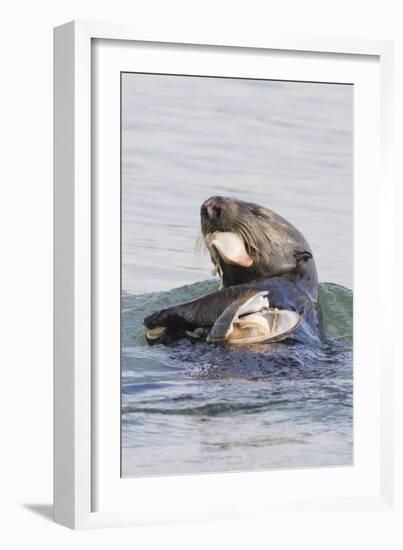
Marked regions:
[122,281,352,476]
[122,74,353,294]
[121,74,353,477]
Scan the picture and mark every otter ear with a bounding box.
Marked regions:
[294,250,313,263]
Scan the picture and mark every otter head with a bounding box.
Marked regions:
[200,196,317,291]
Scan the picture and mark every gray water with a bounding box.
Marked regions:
[121,74,353,477]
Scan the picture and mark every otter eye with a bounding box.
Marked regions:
[213,206,222,218]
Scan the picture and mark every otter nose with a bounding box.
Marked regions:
[201,198,222,220]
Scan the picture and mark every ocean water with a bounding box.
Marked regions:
[121,74,353,477]
[122,281,352,476]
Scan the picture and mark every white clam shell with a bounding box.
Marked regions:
[204,231,253,268]
[145,326,167,340]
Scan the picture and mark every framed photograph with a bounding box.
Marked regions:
[54,21,397,529]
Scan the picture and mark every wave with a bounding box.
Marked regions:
[121,279,353,476]
[121,279,352,382]
[122,279,353,347]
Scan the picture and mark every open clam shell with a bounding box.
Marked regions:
[207,291,301,345]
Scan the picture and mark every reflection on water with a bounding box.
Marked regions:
[121,74,353,477]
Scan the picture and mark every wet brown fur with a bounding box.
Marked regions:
[200,196,318,298]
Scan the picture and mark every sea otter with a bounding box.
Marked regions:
[144,196,320,346]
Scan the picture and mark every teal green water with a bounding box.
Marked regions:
[122,280,353,477]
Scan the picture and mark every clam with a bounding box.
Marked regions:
[145,325,166,341]
[204,231,253,268]
[207,291,301,345]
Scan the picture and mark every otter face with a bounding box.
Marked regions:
[200,196,317,290]
[200,196,241,234]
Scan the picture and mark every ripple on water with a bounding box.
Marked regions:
[121,280,353,477]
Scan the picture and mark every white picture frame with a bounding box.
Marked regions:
[54,20,398,529]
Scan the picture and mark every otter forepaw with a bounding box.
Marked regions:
[144,308,173,329]
[144,306,189,345]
